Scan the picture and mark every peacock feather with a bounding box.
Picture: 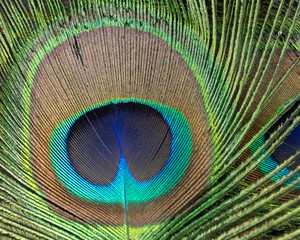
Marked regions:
[0,0,299,239]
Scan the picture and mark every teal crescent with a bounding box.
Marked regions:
[250,135,299,188]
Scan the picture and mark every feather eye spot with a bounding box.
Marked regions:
[50,100,193,203]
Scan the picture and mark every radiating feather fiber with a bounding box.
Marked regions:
[0,0,299,239]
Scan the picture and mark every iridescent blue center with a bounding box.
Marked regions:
[67,102,172,185]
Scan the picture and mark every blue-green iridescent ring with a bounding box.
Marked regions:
[50,98,192,203]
